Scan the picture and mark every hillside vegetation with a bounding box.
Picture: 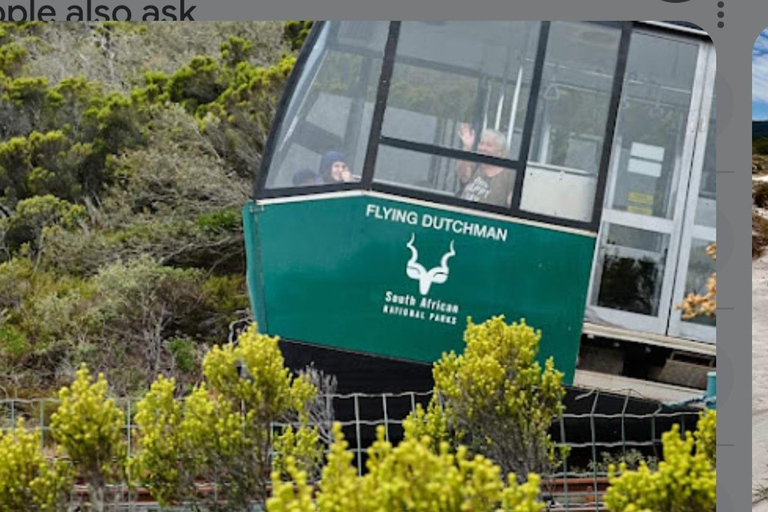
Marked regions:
[755,121,768,164]
[0,21,311,395]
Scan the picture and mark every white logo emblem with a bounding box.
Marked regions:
[405,234,456,295]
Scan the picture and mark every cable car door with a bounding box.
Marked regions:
[585,31,715,341]
[667,48,716,343]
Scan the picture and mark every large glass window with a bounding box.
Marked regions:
[694,93,716,228]
[261,21,710,244]
[375,145,517,208]
[683,91,716,329]
[374,21,540,201]
[605,33,699,220]
[522,22,622,222]
[264,21,624,225]
[682,238,716,327]
[265,22,388,189]
[593,224,670,316]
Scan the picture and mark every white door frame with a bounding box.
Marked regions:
[667,44,716,344]
[585,32,711,337]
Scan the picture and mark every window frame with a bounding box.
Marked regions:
[255,20,712,234]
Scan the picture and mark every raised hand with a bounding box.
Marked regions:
[458,123,475,150]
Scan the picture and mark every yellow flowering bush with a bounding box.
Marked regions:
[0,420,72,512]
[268,423,545,512]
[405,397,450,448]
[131,324,321,510]
[604,411,716,512]
[131,376,258,509]
[272,422,324,481]
[129,375,197,506]
[203,324,317,420]
[411,316,565,480]
[50,364,126,510]
[695,409,716,466]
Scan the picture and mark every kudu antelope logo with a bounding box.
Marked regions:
[405,234,456,295]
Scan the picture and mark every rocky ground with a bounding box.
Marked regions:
[754,155,768,175]
[753,250,768,505]
[754,160,768,506]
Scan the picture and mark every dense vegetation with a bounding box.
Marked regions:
[0,21,311,395]
[754,121,768,156]
[0,317,717,511]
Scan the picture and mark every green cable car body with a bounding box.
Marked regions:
[244,21,716,390]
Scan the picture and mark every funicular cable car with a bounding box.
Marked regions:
[243,21,716,401]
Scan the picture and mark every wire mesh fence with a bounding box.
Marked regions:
[0,389,704,512]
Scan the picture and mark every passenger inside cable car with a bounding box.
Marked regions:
[262,21,622,224]
[319,150,357,183]
[456,125,514,207]
[291,168,323,186]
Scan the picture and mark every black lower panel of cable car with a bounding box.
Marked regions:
[279,338,699,471]
[279,338,434,394]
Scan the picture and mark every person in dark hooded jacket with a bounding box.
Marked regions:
[319,151,354,184]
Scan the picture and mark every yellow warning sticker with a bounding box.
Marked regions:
[627,205,653,216]
[628,192,654,205]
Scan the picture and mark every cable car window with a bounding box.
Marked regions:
[682,238,716,327]
[685,91,715,328]
[375,144,517,208]
[264,22,388,189]
[695,91,716,228]
[604,32,699,220]
[522,22,622,222]
[374,21,539,197]
[594,224,670,316]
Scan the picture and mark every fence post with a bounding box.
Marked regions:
[590,392,600,508]
[651,407,659,460]
[559,415,570,512]
[354,394,362,476]
[620,394,629,457]
[382,394,389,443]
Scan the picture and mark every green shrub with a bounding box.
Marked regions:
[409,316,566,481]
[604,410,716,512]
[587,450,658,473]
[283,21,314,51]
[695,409,716,466]
[169,336,197,374]
[268,422,545,512]
[132,325,322,510]
[0,323,29,358]
[220,36,254,67]
[0,420,72,512]
[1,194,84,254]
[196,208,240,233]
[51,365,127,511]
[130,375,215,506]
[166,56,225,112]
